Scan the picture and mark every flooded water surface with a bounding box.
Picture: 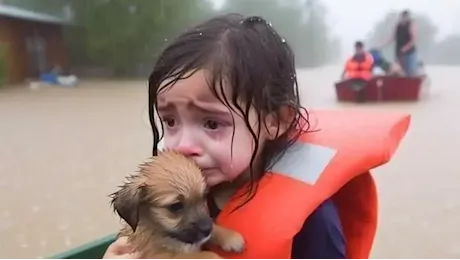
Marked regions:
[1,66,459,258]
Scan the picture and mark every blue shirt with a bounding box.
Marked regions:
[292,199,346,259]
[208,197,346,259]
[369,49,382,65]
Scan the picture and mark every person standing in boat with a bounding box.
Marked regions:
[381,10,418,77]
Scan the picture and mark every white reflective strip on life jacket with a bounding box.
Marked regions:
[268,142,337,185]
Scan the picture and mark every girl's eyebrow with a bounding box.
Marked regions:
[192,103,231,116]
[188,101,231,116]
[157,103,174,113]
[157,100,231,116]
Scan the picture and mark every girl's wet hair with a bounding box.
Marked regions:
[148,13,310,208]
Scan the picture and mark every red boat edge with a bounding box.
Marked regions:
[335,75,429,102]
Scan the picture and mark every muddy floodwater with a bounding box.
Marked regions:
[1,66,459,258]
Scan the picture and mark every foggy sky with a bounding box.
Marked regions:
[211,0,460,57]
[323,0,460,52]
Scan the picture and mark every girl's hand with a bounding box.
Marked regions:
[102,237,139,259]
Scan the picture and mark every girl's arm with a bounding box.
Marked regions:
[103,237,139,259]
[291,199,346,259]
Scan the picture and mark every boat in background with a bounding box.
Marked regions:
[335,75,430,102]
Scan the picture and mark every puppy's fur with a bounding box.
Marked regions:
[111,151,245,258]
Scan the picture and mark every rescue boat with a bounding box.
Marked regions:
[335,74,429,102]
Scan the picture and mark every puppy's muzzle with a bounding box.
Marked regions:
[173,217,214,244]
[195,217,213,237]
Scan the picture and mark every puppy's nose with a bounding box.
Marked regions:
[196,218,213,235]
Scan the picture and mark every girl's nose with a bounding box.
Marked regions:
[175,145,203,157]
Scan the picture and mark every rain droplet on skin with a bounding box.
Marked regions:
[199,32,202,36]
[164,38,168,42]
[281,39,286,43]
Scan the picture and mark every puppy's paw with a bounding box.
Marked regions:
[218,229,245,253]
[209,224,245,253]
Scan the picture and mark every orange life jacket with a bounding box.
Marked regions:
[345,53,374,80]
[210,110,411,259]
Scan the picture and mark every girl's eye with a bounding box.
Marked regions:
[204,120,220,130]
[163,118,175,127]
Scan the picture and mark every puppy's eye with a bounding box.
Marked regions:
[168,202,184,213]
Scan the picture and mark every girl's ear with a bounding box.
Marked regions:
[264,105,295,140]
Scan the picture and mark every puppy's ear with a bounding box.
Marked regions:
[110,181,146,232]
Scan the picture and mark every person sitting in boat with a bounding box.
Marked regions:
[369,49,405,77]
[341,41,374,80]
[341,41,374,102]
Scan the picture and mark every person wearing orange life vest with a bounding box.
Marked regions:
[103,14,411,259]
[208,110,410,259]
[342,41,375,81]
[104,109,411,259]
[341,41,375,102]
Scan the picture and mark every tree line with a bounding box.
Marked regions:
[5,0,458,75]
[2,0,342,76]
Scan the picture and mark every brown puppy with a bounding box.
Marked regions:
[110,151,245,259]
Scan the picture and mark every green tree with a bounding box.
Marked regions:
[66,0,214,75]
[221,0,340,67]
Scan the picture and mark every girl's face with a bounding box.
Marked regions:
[157,70,268,187]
